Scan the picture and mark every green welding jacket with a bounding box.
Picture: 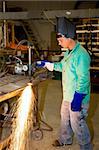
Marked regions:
[53,42,91,104]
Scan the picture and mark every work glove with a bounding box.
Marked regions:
[44,62,54,71]
[36,60,48,67]
[71,92,86,112]
[36,60,54,71]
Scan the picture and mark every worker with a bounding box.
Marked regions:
[37,17,92,150]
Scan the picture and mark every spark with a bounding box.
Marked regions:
[9,84,35,150]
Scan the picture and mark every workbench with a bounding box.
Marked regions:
[0,72,47,103]
[0,74,31,103]
[0,70,52,149]
[0,74,31,149]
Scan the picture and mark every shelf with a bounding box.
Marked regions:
[76,30,99,33]
[76,18,99,52]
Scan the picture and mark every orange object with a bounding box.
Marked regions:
[7,42,28,51]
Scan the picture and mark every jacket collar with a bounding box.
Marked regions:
[64,41,80,56]
[69,41,80,54]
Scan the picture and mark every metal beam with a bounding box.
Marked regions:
[43,9,99,19]
[0,11,43,20]
[0,9,99,20]
[0,12,29,20]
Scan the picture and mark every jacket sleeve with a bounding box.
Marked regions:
[75,52,91,94]
[53,61,63,72]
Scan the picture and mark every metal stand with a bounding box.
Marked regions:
[31,83,53,140]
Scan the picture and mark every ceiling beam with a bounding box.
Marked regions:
[43,9,99,19]
[0,9,99,20]
[0,12,29,20]
[0,11,42,20]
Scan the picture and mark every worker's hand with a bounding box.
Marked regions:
[36,60,54,71]
[71,92,86,112]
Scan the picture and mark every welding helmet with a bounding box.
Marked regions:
[56,17,76,39]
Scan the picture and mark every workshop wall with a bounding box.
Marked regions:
[28,20,54,50]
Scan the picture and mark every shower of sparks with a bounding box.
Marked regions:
[9,84,35,150]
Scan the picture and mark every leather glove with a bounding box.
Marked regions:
[44,62,54,71]
[71,92,86,112]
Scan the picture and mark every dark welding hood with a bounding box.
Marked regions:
[56,17,76,39]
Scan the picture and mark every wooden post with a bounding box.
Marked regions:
[12,22,15,44]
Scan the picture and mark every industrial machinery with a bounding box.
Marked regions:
[10,55,28,75]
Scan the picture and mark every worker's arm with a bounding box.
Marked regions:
[36,60,63,72]
[75,52,91,94]
[71,52,91,111]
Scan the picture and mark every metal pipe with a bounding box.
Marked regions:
[28,45,32,76]
[3,1,6,47]
[15,39,32,76]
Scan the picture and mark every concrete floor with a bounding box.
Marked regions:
[31,79,99,150]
